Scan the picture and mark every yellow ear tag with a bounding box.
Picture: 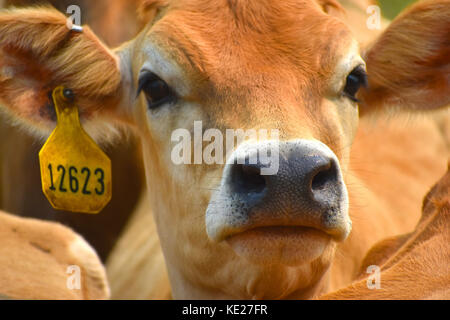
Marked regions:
[39,86,112,214]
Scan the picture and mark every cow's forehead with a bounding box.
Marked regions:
[143,0,354,96]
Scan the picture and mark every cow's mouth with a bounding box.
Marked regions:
[225,226,333,266]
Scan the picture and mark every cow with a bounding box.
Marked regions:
[0,0,448,299]
[321,165,450,299]
[0,210,109,299]
[104,0,395,299]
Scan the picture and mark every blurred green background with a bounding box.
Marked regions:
[377,0,419,20]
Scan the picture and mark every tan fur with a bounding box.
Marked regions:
[321,167,450,299]
[106,194,171,299]
[330,0,389,45]
[0,0,448,299]
[0,211,109,299]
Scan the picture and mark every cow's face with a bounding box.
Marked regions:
[1,0,448,299]
[122,0,363,298]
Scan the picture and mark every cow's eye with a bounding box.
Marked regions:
[138,72,176,110]
[343,66,367,102]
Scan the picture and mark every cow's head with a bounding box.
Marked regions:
[0,0,448,299]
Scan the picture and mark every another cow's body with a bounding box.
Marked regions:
[0,211,109,299]
[322,166,450,299]
[331,113,449,289]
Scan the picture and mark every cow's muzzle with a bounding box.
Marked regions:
[206,139,351,243]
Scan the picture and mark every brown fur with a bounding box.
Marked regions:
[321,166,450,299]
[359,0,450,113]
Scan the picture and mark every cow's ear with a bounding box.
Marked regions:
[0,7,122,133]
[358,0,450,115]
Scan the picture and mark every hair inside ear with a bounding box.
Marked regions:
[0,7,123,133]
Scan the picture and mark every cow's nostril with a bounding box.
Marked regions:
[231,164,266,194]
[311,162,337,192]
